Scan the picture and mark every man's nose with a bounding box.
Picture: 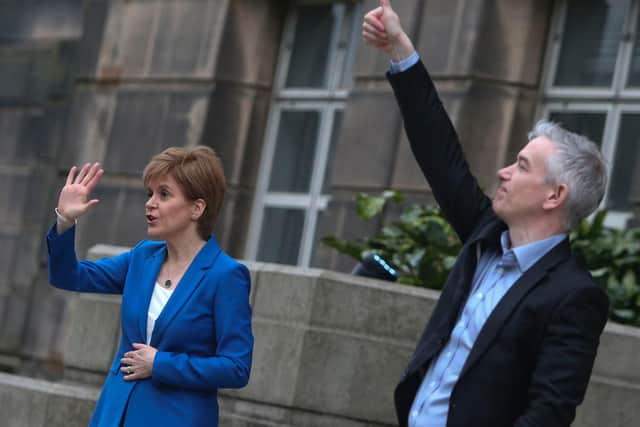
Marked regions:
[497,166,510,180]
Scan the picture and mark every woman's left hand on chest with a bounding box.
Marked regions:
[120,343,158,381]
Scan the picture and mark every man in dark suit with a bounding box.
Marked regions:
[363,2,609,426]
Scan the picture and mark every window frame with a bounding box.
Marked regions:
[245,0,361,267]
[543,0,640,98]
[540,0,640,228]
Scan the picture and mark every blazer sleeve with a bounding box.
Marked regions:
[514,286,608,427]
[46,223,130,294]
[151,263,253,391]
[387,61,493,243]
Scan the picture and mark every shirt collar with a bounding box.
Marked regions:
[499,231,567,272]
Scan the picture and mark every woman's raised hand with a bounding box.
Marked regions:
[56,162,104,228]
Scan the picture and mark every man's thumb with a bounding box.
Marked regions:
[380,0,392,12]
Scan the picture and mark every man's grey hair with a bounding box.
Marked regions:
[528,120,608,231]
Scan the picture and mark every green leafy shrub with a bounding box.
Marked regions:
[323,191,640,327]
[570,210,640,326]
[322,191,460,289]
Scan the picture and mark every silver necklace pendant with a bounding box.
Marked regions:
[163,279,172,289]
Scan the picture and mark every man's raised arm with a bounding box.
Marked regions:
[362,0,492,242]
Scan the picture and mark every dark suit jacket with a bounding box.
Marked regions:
[387,61,608,427]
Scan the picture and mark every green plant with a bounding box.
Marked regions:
[322,191,461,288]
[324,190,640,328]
[570,210,640,327]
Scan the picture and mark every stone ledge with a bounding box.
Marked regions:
[54,245,640,427]
[0,372,99,399]
[218,394,393,427]
[0,372,98,427]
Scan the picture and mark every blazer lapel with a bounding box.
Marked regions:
[407,216,507,377]
[459,238,572,379]
[138,246,166,342]
[407,234,492,375]
[149,236,222,347]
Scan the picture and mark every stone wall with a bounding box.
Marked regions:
[0,0,86,371]
[0,0,286,377]
[0,372,97,427]
[1,244,636,426]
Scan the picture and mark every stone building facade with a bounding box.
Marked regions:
[1,0,639,373]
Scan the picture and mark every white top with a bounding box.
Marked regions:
[146,282,175,345]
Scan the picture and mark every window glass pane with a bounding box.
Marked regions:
[548,112,606,147]
[554,0,630,87]
[322,110,344,193]
[607,113,640,210]
[257,208,305,264]
[285,4,334,88]
[268,110,320,192]
[627,7,640,87]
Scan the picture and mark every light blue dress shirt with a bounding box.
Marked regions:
[407,231,566,427]
[389,52,420,74]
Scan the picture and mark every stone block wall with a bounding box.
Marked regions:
[0,0,563,392]
[0,372,98,427]
[0,0,286,375]
[0,0,86,369]
[1,244,630,427]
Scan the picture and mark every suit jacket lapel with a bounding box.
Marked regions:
[138,246,166,342]
[459,238,571,379]
[440,219,506,334]
[149,236,222,347]
[406,217,506,376]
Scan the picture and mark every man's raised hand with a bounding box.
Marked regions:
[362,0,415,61]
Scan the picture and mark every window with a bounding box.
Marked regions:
[542,0,640,226]
[245,1,360,266]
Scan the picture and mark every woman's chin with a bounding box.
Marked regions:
[146,227,164,240]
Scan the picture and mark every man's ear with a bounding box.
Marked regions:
[192,199,206,220]
[543,183,568,211]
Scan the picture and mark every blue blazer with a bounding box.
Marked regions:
[47,224,253,427]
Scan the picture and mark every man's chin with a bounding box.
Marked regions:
[492,200,506,220]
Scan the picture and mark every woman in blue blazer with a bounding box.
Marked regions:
[47,146,253,426]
